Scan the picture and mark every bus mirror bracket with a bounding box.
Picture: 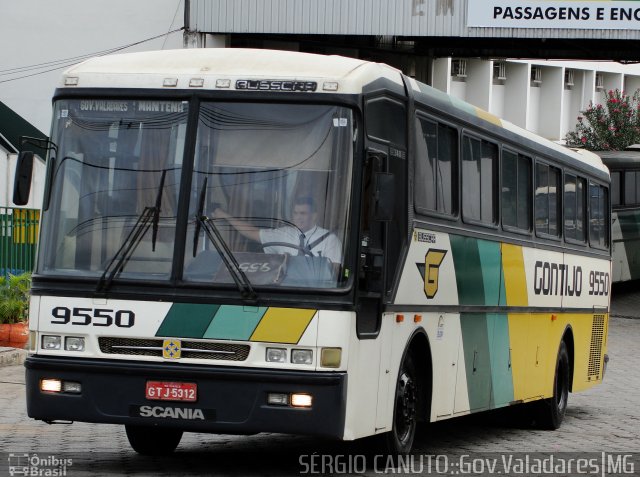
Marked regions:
[374,172,395,222]
[13,151,34,206]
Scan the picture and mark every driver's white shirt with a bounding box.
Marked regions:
[259,225,342,264]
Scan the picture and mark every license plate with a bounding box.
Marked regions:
[145,381,197,402]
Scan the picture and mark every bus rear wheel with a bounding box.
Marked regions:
[536,340,570,430]
[125,425,183,455]
[384,353,418,454]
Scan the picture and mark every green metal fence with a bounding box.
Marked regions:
[0,207,40,277]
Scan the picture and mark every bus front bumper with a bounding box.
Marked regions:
[25,355,347,438]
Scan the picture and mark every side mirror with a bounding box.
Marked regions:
[373,172,395,222]
[13,151,34,206]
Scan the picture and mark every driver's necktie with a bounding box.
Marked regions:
[298,233,306,255]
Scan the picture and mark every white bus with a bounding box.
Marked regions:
[16,49,610,455]
[597,148,640,283]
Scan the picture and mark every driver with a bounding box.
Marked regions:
[212,196,342,264]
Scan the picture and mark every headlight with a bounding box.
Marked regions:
[266,347,287,363]
[65,337,85,352]
[42,335,62,350]
[291,349,313,365]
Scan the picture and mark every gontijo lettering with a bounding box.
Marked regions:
[534,261,582,296]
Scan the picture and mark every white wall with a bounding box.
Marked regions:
[0,0,184,135]
[503,62,529,129]
[489,84,505,119]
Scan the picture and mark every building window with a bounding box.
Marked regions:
[535,163,561,237]
[414,117,457,216]
[502,150,531,231]
[462,135,497,225]
[564,174,586,243]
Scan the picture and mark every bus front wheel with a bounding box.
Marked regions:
[384,353,418,454]
[536,340,570,430]
[125,425,183,455]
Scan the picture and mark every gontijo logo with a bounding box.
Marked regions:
[416,249,448,299]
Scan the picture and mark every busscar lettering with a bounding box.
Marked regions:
[533,261,583,297]
[235,79,317,92]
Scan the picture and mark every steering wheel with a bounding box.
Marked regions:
[261,241,314,257]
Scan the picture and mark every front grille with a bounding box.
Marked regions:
[98,337,250,361]
[588,314,605,379]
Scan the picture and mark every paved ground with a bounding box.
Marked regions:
[0,291,639,476]
[611,283,640,319]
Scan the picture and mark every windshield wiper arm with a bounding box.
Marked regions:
[192,178,256,302]
[96,171,166,293]
[95,207,155,293]
[151,169,167,252]
[196,214,258,303]
[192,177,208,258]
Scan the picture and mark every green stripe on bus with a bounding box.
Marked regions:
[477,240,502,306]
[203,305,267,341]
[156,303,220,338]
[487,313,514,407]
[450,235,485,305]
[460,313,492,411]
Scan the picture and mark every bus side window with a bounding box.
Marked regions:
[414,116,457,216]
[624,170,639,206]
[365,97,406,146]
[564,174,586,243]
[502,150,531,231]
[610,171,621,207]
[589,183,609,249]
[462,135,498,225]
[535,162,561,238]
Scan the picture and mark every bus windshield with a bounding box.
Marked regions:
[184,103,354,289]
[37,99,354,290]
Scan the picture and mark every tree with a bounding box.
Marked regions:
[565,89,640,151]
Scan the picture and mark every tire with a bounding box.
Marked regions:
[125,425,183,455]
[536,340,570,430]
[383,354,418,454]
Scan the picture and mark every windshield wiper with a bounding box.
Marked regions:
[192,180,257,303]
[192,177,208,258]
[96,170,166,293]
[151,170,167,252]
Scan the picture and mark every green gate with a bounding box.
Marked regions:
[0,207,40,277]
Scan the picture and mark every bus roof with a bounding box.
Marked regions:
[60,48,608,178]
[594,150,640,169]
[61,48,405,94]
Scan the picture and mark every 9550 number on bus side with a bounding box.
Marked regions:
[51,307,135,328]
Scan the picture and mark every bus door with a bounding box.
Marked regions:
[358,95,408,337]
[360,94,408,429]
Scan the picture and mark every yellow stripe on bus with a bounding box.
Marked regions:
[507,313,529,402]
[249,308,316,344]
[475,108,502,127]
[501,243,528,307]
